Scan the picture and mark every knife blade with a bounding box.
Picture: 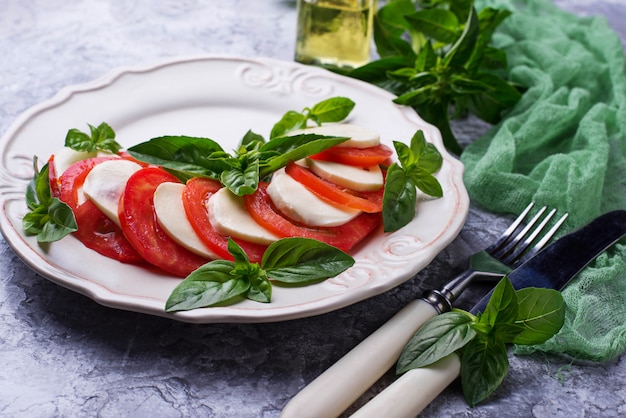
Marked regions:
[348,210,626,417]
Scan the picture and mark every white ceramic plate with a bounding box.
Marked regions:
[0,56,468,323]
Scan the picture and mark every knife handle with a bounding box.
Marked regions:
[349,354,461,418]
[280,299,439,418]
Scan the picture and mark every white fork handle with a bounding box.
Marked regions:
[349,354,461,418]
[280,299,439,418]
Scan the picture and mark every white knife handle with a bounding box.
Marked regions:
[349,353,461,418]
[280,299,439,418]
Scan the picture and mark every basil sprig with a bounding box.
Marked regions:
[165,238,355,311]
[127,97,355,196]
[65,122,122,154]
[396,277,565,406]
[22,159,77,243]
[382,130,443,232]
[270,96,355,139]
[346,0,522,154]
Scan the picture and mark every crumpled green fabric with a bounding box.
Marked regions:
[463,0,626,362]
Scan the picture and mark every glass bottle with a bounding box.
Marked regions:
[295,0,377,69]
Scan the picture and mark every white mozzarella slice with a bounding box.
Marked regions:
[82,159,142,226]
[52,147,98,178]
[153,182,217,259]
[267,169,361,227]
[289,123,380,148]
[208,188,280,245]
[307,158,383,192]
[52,147,119,177]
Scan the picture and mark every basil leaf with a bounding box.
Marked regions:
[262,238,354,284]
[405,9,459,44]
[309,97,355,124]
[247,274,272,303]
[372,0,416,58]
[513,288,565,345]
[382,163,416,232]
[461,335,509,407]
[396,310,476,374]
[406,166,443,198]
[22,162,77,243]
[127,135,228,177]
[479,276,519,328]
[221,158,259,196]
[65,122,121,154]
[442,7,479,69]
[270,110,308,139]
[259,134,348,177]
[164,260,249,311]
[240,130,266,150]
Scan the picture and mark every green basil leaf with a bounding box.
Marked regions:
[513,288,565,345]
[393,141,415,167]
[348,56,412,93]
[414,41,437,72]
[39,198,79,242]
[259,134,348,177]
[262,238,354,284]
[240,130,266,151]
[406,166,443,198]
[65,122,121,153]
[270,110,308,139]
[309,97,355,124]
[34,162,52,206]
[128,136,233,179]
[247,273,272,303]
[442,6,479,69]
[23,162,77,242]
[372,0,417,58]
[221,158,259,196]
[413,99,461,155]
[464,73,523,124]
[396,310,476,374]
[461,335,509,407]
[419,142,444,173]
[382,163,416,232]
[405,9,459,44]
[479,276,519,329]
[165,260,249,311]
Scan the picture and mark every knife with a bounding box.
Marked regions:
[348,209,626,417]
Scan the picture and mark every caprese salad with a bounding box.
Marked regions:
[22,97,443,310]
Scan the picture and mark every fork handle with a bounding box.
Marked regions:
[280,299,439,418]
[349,354,461,418]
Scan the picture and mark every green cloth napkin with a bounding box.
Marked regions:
[463,0,626,362]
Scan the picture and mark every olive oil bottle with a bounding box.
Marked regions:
[295,0,377,69]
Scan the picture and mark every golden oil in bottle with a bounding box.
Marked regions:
[295,0,377,69]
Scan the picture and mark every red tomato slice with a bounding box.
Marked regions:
[310,144,393,167]
[243,182,381,252]
[118,167,208,277]
[182,177,268,263]
[48,155,61,198]
[59,156,144,264]
[285,162,383,213]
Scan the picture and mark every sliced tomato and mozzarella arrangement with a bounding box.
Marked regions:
[49,124,391,277]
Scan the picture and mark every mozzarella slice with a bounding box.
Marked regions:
[208,188,280,245]
[153,182,217,259]
[307,159,383,192]
[52,147,119,177]
[52,147,98,178]
[288,123,380,148]
[267,169,361,227]
[82,159,142,226]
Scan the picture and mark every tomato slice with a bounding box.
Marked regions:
[48,155,61,198]
[182,177,268,263]
[285,162,383,213]
[119,167,208,277]
[243,182,381,252]
[59,157,144,264]
[310,144,393,167]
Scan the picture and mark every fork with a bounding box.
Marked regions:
[280,202,569,418]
